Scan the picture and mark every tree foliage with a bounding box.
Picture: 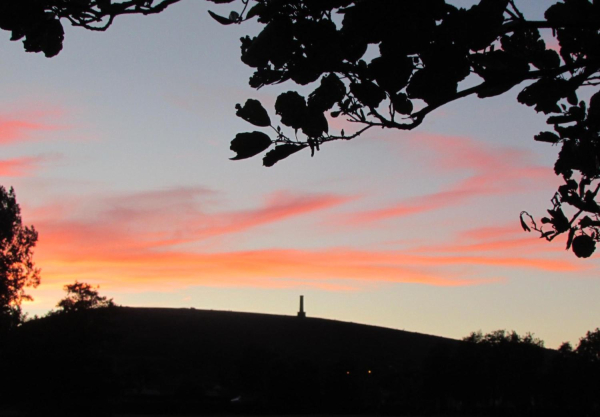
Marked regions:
[210,0,600,257]
[573,327,600,361]
[0,186,40,333]
[463,328,545,347]
[56,281,115,313]
[5,0,600,257]
[0,0,184,57]
[454,329,547,412]
[553,328,600,412]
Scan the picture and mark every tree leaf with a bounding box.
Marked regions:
[517,78,571,114]
[230,131,272,160]
[246,3,266,19]
[548,207,570,233]
[587,90,600,130]
[541,230,554,239]
[235,99,271,127]
[208,10,235,25]
[534,131,560,143]
[369,55,413,94]
[308,74,346,112]
[350,81,386,108]
[520,214,531,232]
[566,227,576,250]
[301,110,328,138]
[275,91,307,130]
[391,93,413,115]
[263,144,307,167]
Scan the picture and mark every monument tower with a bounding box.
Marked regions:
[297,295,306,318]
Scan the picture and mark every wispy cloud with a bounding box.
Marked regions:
[0,108,68,144]
[28,185,582,293]
[403,221,581,272]
[0,156,48,177]
[31,187,354,257]
[36,247,490,291]
[35,238,583,294]
[346,133,553,224]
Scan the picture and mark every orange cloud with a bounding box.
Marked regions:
[36,247,486,291]
[25,182,583,297]
[34,240,584,296]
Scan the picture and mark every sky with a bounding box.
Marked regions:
[1,0,598,348]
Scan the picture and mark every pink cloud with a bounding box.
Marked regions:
[461,224,526,241]
[192,191,355,239]
[0,156,47,177]
[31,187,354,257]
[346,133,554,224]
[22,151,583,296]
[0,109,68,144]
[25,187,502,291]
[25,185,584,294]
[406,222,579,271]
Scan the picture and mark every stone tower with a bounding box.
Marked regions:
[297,295,306,318]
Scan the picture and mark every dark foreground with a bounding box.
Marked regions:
[0,307,599,416]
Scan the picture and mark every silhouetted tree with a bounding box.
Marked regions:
[56,281,115,313]
[454,330,546,414]
[6,0,600,256]
[574,327,600,361]
[549,328,600,414]
[573,329,600,410]
[463,328,545,347]
[0,186,40,334]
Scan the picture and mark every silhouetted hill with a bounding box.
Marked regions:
[108,307,459,369]
[3,307,459,415]
[4,307,593,417]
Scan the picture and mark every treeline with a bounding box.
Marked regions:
[418,329,600,416]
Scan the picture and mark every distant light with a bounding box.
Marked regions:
[346,371,350,375]
[368,370,372,374]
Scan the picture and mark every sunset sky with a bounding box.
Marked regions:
[1,0,598,348]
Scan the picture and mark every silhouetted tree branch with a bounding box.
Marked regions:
[0,0,185,57]
[214,0,600,257]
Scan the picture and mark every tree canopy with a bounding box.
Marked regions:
[560,327,600,361]
[55,281,115,313]
[217,0,600,257]
[3,0,600,257]
[0,186,39,333]
[463,328,545,347]
[0,0,183,57]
